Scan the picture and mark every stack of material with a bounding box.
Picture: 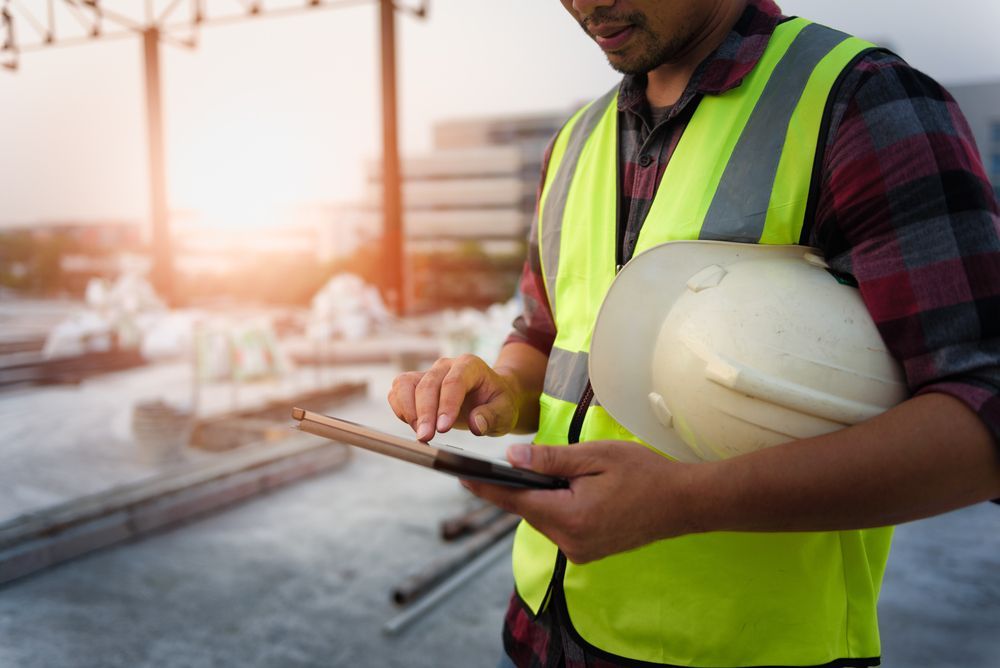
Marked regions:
[307,273,390,342]
[131,400,193,465]
[44,270,166,360]
[0,347,145,390]
[362,111,566,312]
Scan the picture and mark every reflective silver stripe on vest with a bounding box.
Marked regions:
[700,24,850,242]
[541,87,618,319]
[543,347,591,404]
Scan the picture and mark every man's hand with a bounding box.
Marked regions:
[462,441,700,564]
[388,354,523,441]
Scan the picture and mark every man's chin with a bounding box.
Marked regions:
[605,55,653,76]
[602,45,665,76]
[602,38,676,76]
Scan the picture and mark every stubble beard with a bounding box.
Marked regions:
[582,10,692,75]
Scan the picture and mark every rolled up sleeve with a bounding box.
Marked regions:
[812,51,1000,446]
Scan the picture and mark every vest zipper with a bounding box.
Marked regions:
[541,132,608,627]
[615,127,626,271]
[567,381,593,445]
[537,382,593,616]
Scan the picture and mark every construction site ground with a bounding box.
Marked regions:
[0,359,998,667]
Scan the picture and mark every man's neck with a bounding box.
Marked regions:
[645,0,747,108]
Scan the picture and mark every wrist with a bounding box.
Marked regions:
[491,342,548,434]
[493,364,522,396]
[493,365,524,414]
[671,459,728,536]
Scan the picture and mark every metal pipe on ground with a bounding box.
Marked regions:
[383,532,516,637]
[439,502,506,541]
[391,512,520,606]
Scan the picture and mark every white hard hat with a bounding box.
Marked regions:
[589,241,908,463]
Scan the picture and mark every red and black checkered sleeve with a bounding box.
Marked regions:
[813,50,1000,446]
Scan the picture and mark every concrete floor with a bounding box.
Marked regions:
[1,370,998,667]
[0,448,514,668]
[1,457,998,667]
[878,503,1000,667]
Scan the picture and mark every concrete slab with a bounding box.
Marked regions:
[0,357,997,667]
[0,430,361,585]
[0,358,381,521]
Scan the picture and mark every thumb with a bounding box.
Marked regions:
[468,394,517,436]
[507,443,607,477]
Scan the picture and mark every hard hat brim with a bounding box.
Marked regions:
[589,241,813,462]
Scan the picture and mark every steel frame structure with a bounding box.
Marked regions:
[2,0,427,312]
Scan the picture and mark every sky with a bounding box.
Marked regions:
[0,0,998,228]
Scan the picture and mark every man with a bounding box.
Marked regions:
[388,0,1000,665]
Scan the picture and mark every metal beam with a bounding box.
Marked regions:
[7,0,429,312]
[142,27,175,306]
[379,0,403,314]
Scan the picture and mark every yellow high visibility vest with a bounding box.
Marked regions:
[512,19,889,667]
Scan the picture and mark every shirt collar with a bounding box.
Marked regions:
[618,0,784,114]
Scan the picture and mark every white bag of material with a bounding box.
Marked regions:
[308,273,390,341]
[140,312,196,361]
[42,311,114,358]
[439,296,522,363]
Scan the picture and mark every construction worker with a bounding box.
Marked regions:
[388,0,1000,665]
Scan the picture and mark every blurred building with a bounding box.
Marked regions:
[0,208,370,305]
[364,111,566,312]
[171,201,373,275]
[948,80,1000,201]
[165,204,376,307]
[0,220,143,295]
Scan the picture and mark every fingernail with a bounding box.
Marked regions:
[508,444,531,468]
[437,414,450,432]
[473,414,488,435]
[417,421,432,441]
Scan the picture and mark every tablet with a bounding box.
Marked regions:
[291,408,569,490]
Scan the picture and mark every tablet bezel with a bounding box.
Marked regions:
[291,408,568,490]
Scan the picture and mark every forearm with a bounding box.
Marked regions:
[689,392,1000,533]
[494,341,548,434]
